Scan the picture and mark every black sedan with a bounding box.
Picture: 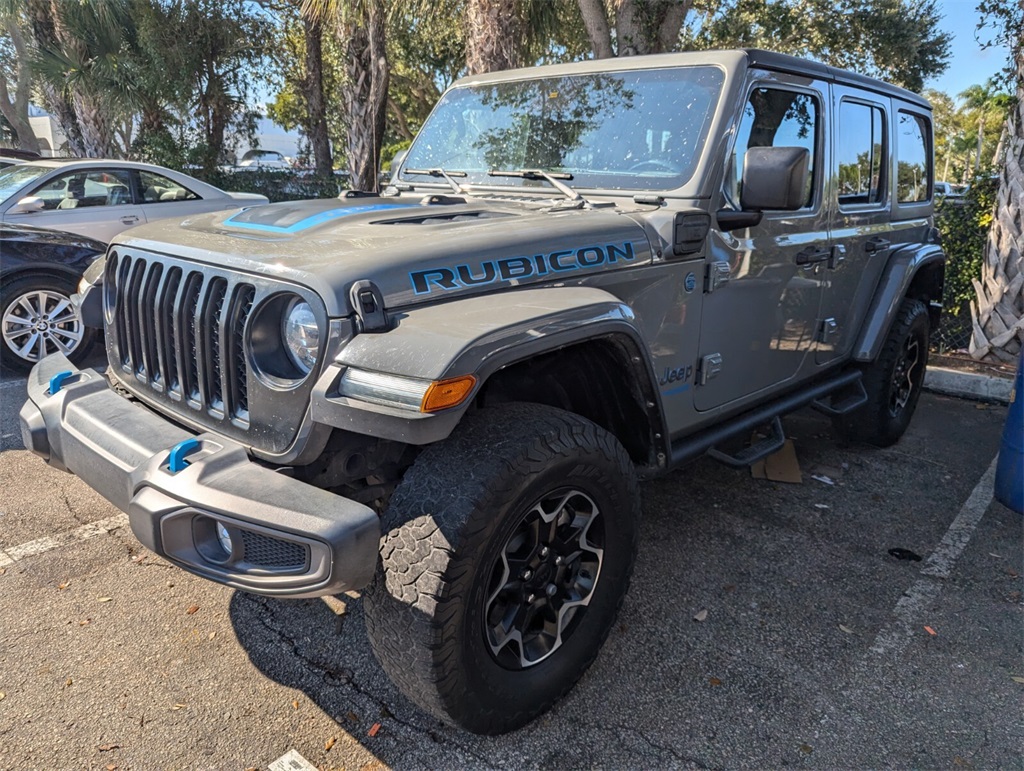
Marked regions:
[1,223,104,371]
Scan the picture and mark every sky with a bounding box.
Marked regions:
[926,0,1012,97]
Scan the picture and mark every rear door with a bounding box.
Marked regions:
[136,169,211,223]
[695,73,831,411]
[817,87,893,364]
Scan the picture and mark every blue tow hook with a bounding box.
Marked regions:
[168,438,201,474]
[48,370,73,396]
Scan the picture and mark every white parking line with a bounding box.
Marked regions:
[869,455,998,656]
[0,512,129,567]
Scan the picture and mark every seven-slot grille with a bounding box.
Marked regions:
[105,251,257,424]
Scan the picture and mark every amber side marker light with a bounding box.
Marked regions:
[421,375,477,412]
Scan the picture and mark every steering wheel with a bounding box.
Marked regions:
[628,159,680,173]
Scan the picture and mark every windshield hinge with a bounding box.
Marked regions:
[349,279,388,333]
[704,261,731,293]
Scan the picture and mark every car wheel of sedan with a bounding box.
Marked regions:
[363,403,641,734]
[1,275,95,373]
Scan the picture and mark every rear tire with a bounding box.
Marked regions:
[363,403,640,734]
[833,298,930,447]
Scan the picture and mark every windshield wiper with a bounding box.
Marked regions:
[488,168,584,205]
[404,167,467,195]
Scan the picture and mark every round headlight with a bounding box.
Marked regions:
[282,300,319,374]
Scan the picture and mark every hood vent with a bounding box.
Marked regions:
[372,210,513,226]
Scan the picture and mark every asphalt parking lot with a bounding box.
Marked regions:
[0,356,1021,770]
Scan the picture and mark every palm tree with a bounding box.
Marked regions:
[30,0,137,157]
[0,12,41,153]
[305,0,389,191]
[970,50,1023,362]
[299,2,334,176]
[465,0,526,74]
[578,0,691,58]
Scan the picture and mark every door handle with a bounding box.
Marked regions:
[794,246,832,266]
[120,215,139,225]
[865,237,891,254]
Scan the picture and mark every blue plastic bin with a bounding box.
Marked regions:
[994,352,1023,514]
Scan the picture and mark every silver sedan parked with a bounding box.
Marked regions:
[0,159,268,242]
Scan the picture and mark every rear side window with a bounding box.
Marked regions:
[728,87,820,209]
[837,101,886,206]
[896,111,930,203]
[138,170,200,203]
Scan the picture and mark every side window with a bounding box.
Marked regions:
[837,101,886,207]
[896,111,930,204]
[30,169,134,210]
[139,170,200,203]
[728,87,820,209]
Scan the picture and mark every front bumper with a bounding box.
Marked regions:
[19,353,380,598]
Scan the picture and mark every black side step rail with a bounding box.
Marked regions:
[706,415,786,468]
[669,369,864,468]
[810,378,868,417]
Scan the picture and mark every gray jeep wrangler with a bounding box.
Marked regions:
[21,49,943,734]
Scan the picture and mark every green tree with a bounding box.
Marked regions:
[266,1,336,174]
[959,80,1013,174]
[686,0,951,92]
[30,0,139,157]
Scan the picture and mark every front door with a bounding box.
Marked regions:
[695,75,831,411]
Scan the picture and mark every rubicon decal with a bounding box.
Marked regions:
[409,242,639,295]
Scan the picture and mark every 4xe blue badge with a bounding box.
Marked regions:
[684,272,697,292]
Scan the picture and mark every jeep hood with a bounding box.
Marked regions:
[111,197,654,316]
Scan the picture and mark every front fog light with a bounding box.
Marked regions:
[283,300,319,373]
[216,522,233,555]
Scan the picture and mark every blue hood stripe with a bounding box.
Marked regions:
[223,203,419,233]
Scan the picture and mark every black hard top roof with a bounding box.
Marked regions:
[743,49,931,110]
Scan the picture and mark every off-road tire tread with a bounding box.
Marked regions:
[363,403,640,734]
[834,298,929,446]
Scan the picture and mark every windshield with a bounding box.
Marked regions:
[401,66,725,192]
[0,165,51,204]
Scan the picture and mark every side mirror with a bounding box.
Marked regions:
[8,196,45,215]
[740,146,810,211]
[388,149,408,182]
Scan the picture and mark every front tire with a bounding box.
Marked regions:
[1,275,95,373]
[834,298,930,447]
[363,403,640,734]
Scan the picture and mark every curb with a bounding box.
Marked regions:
[924,366,1014,404]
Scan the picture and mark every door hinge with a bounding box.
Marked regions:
[818,317,839,345]
[698,353,723,385]
[828,244,846,269]
[704,262,731,293]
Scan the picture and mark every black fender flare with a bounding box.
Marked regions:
[852,243,945,363]
[309,286,666,449]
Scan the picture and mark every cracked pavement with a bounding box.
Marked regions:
[1,356,1022,769]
